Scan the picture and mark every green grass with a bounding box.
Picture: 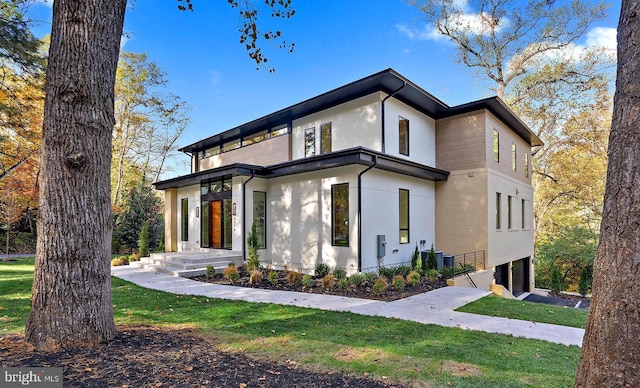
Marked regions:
[456,294,588,329]
[1,257,581,387]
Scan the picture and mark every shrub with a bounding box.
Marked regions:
[406,270,421,287]
[321,274,336,289]
[223,263,239,283]
[363,272,378,285]
[249,268,263,284]
[348,273,366,287]
[332,266,347,280]
[392,275,405,291]
[267,270,279,286]
[315,262,330,278]
[578,267,590,296]
[550,267,563,294]
[205,265,215,279]
[128,254,140,262]
[425,269,439,282]
[371,276,388,296]
[378,266,395,280]
[427,244,437,270]
[301,274,314,288]
[337,277,349,290]
[285,270,302,286]
[111,257,129,266]
[395,265,413,277]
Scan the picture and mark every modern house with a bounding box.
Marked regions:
[153,69,542,296]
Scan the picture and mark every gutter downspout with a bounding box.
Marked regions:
[182,150,196,172]
[357,155,377,272]
[242,170,255,262]
[381,82,407,153]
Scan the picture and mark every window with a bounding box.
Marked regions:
[399,117,409,156]
[242,130,268,146]
[496,193,502,229]
[320,122,332,154]
[331,184,349,247]
[521,199,526,229]
[253,191,266,249]
[305,127,316,157]
[493,130,499,162]
[270,125,288,137]
[507,195,513,229]
[512,143,517,171]
[524,153,530,178]
[222,138,240,153]
[181,198,189,241]
[399,189,410,243]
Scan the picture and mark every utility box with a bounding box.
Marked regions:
[377,235,386,258]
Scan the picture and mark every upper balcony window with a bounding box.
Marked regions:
[222,138,240,153]
[399,117,409,156]
[305,127,316,157]
[242,130,268,146]
[320,122,332,154]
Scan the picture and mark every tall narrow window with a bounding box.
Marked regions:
[511,143,517,171]
[524,153,530,178]
[181,198,189,241]
[399,117,409,156]
[320,122,332,154]
[496,193,502,229]
[493,130,500,162]
[507,195,513,229]
[521,199,526,229]
[399,189,410,243]
[304,127,315,157]
[253,191,266,249]
[332,183,349,247]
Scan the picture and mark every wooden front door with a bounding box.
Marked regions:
[210,200,222,248]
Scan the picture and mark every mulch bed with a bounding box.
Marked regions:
[192,268,448,302]
[1,325,403,387]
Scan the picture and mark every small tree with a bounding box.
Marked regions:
[578,267,590,297]
[550,267,563,295]
[246,221,260,270]
[412,244,422,273]
[427,244,437,271]
[138,222,149,258]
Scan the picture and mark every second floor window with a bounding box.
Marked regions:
[512,143,517,172]
[399,117,409,156]
[524,153,530,178]
[305,127,315,157]
[496,192,502,229]
[493,130,499,162]
[321,122,332,154]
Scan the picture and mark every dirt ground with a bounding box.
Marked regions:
[1,325,404,387]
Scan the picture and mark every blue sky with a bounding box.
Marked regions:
[28,1,620,176]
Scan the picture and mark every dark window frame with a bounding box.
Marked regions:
[508,195,513,229]
[399,189,410,244]
[320,122,332,154]
[496,192,502,230]
[181,198,189,241]
[305,127,316,157]
[399,117,409,156]
[253,191,267,249]
[331,183,349,247]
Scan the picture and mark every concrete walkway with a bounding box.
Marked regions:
[111,265,585,347]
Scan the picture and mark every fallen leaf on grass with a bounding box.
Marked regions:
[185,365,193,371]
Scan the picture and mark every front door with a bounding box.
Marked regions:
[210,200,222,248]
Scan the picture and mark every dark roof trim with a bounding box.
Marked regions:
[442,97,544,147]
[179,69,451,154]
[153,163,260,190]
[153,147,449,190]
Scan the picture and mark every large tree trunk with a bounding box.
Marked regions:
[574,1,640,386]
[25,0,127,351]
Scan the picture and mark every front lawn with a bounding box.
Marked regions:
[1,258,581,387]
[456,294,588,329]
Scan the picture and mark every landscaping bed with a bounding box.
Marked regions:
[192,264,448,302]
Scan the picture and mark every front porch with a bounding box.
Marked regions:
[129,250,243,277]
